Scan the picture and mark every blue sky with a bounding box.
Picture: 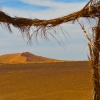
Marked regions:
[0,0,88,10]
[54,0,87,2]
[0,0,92,60]
[0,0,49,10]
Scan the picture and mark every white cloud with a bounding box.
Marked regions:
[21,0,86,8]
[22,0,63,7]
[21,0,86,18]
[2,1,86,19]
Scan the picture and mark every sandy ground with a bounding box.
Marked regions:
[0,52,60,63]
[0,61,93,100]
[0,53,26,63]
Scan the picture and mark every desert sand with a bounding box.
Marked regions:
[0,61,93,100]
[0,52,60,63]
[0,53,26,63]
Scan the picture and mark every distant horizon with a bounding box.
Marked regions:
[0,51,88,61]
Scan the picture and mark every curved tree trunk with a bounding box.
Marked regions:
[92,17,100,100]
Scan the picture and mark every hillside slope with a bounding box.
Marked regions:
[0,53,26,63]
[0,52,59,63]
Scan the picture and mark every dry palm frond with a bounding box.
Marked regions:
[0,0,100,40]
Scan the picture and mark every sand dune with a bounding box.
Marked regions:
[0,52,59,63]
[0,53,26,63]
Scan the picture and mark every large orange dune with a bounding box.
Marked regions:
[0,52,60,63]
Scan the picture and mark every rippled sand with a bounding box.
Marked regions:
[0,61,93,100]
